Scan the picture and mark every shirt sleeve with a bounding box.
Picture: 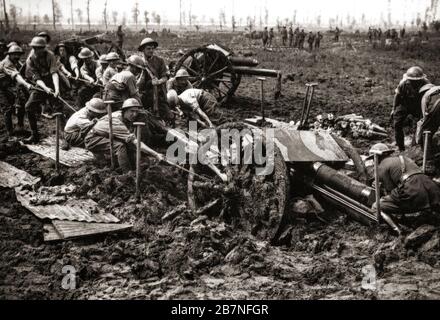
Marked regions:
[69,56,79,71]
[182,90,200,111]
[48,53,58,75]
[2,60,19,80]
[112,117,136,143]
[25,57,40,82]
[127,74,140,99]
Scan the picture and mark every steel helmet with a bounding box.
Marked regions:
[37,31,51,43]
[167,90,179,106]
[126,55,145,69]
[7,45,24,55]
[78,47,94,59]
[368,143,394,158]
[175,69,190,79]
[105,52,120,61]
[86,98,107,114]
[138,37,158,51]
[29,36,47,48]
[419,83,435,93]
[98,54,108,64]
[121,98,142,110]
[405,66,426,81]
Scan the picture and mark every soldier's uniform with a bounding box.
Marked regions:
[103,70,141,111]
[288,27,294,47]
[77,57,100,109]
[315,32,323,49]
[262,28,269,47]
[307,32,315,51]
[178,89,218,116]
[373,155,440,214]
[281,27,288,46]
[102,65,118,86]
[0,54,27,135]
[166,77,193,95]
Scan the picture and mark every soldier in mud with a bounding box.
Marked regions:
[85,98,164,172]
[64,98,107,147]
[103,55,143,111]
[298,29,306,49]
[95,54,108,85]
[268,28,275,47]
[334,27,341,42]
[77,48,101,109]
[391,66,430,152]
[288,26,294,47]
[262,27,269,48]
[166,69,193,95]
[293,27,300,48]
[368,27,373,43]
[54,43,80,98]
[314,31,323,50]
[102,52,121,86]
[281,26,288,46]
[137,37,173,122]
[0,45,33,139]
[368,143,440,215]
[24,36,66,146]
[307,32,315,51]
[166,89,216,128]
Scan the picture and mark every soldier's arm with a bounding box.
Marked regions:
[15,74,32,90]
[194,106,213,128]
[81,65,95,83]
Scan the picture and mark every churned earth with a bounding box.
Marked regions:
[1,30,440,299]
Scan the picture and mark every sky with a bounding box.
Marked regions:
[1,0,436,26]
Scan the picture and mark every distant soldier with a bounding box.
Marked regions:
[378,28,383,40]
[314,31,323,49]
[298,29,306,49]
[0,45,33,138]
[116,25,125,49]
[24,37,63,144]
[368,27,373,42]
[400,27,406,39]
[262,27,269,48]
[85,98,163,172]
[422,22,429,40]
[77,47,100,109]
[167,89,217,128]
[391,66,430,152]
[166,69,193,95]
[103,55,143,111]
[368,143,440,215]
[293,27,300,47]
[102,52,121,86]
[269,28,275,47]
[137,37,173,121]
[288,26,294,47]
[95,54,108,85]
[307,32,315,51]
[334,27,341,42]
[281,26,288,46]
[64,98,107,147]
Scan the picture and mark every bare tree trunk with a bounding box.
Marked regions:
[87,0,91,31]
[71,0,74,30]
[52,0,56,30]
[179,0,182,27]
[3,0,9,32]
[104,0,108,30]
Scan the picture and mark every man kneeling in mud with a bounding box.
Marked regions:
[64,98,107,147]
[84,98,164,172]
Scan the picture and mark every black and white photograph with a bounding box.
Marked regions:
[1,0,440,304]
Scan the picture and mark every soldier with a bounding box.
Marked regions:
[334,27,341,42]
[167,89,216,128]
[391,66,430,152]
[314,31,323,50]
[116,25,125,49]
[37,31,52,49]
[368,143,440,215]
[77,47,100,109]
[298,29,306,49]
[102,52,120,86]
[85,98,163,172]
[293,27,300,47]
[54,43,80,95]
[281,26,288,46]
[103,55,143,111]
[307,32,315,51]
[64,98,107,147]
[24,36,63,144]
[95,54,108,85]
[0,40,7,60]
[288,26,294,47]
[0,45,33,138]
[269,28,275,47]
[137,37,173,121]
[262,27,269,48]
[166,69,193,95]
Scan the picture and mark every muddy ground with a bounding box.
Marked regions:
[2,31,440,300]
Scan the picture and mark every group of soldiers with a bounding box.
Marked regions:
[0,31,220,173]
[262,26,324,51]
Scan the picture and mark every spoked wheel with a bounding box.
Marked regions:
[175,47,241,106]
[187,122,290,244]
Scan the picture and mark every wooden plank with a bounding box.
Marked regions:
[15,186,120,223]
[52,220,132,239]
[43,224,63,242]
[0,161,41,188]
[21,136,95,167]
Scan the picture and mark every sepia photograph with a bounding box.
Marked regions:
[1,0,440,304]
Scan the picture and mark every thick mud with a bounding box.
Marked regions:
[2,32,440,299]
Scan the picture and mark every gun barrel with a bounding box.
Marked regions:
[232,66,281,78]
[229,56,259,67]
